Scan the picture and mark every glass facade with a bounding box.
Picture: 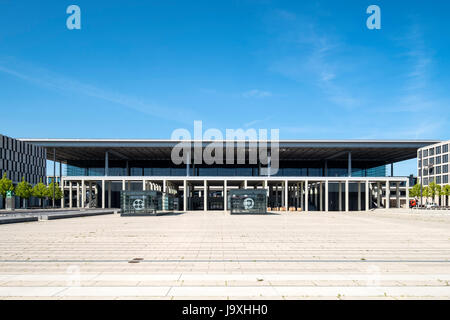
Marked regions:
[67,163,387,177]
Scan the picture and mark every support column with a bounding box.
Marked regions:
[183,180,187,211]
[102,180,105,209]
[386,180,390,209]
[406,179,410,209]
[108,181,111,208]
[325,180,329,212]
[345,180,349,212]
[357,182,361,211]
[53,148,56,208]
[81,180,86,209]
[304,180,309,212]
[365,181,369,211]
[296,182,300,209]
[338,182,342,211]
[204,180,207,211]
[285,180,288,210]
[60,176,65,208]
[59,161,64,208]
[224,180,228,211]
[396,182,400,208]
[122,180,126,191]
[69,181,73,209]
[143,180,146,191]
[76,182,80,208]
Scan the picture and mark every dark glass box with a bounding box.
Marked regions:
[229,189,267,214]
[120,190,164,216]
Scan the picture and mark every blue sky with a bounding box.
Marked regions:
[0,0,449,176]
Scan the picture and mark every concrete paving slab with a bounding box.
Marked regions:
[0,210,449,299]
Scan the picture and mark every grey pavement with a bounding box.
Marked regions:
[0,209,449,299]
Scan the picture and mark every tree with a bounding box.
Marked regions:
[443,185,450,206]
[46,181,63,201]
[428,182,437,197]
[409,183,421,198]
[428,182,439,203]
[422,186,430,199]
[444,185,450,196]
[15,177,32,208]
[32,179,48,208]
[0,173,14,208]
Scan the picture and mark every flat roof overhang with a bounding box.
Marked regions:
[19,139,440,164]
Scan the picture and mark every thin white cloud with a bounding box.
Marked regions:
[242,89,272,98]
[243,116,272,128]
[0,59,195,124]
[267,12,361,109]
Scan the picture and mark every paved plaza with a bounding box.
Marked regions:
[0,209,449,299]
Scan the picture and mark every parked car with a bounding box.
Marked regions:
[426,202,438,209]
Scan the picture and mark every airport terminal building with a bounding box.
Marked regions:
[20,138,440,212]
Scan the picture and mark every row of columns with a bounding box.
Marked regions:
[62,179,409,212]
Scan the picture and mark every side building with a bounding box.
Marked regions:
[417,140,450,187]
[0,134,47,208]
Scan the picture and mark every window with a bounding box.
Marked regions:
[443,154,449,163]
[152,168,170,176]
[429,167,434,175]
[444,175,449,184]
[424,178,428,185]
[423,149,428,157]
[418,150,422,158]
[429,157,434,165]
[418,160,422,167]
[436,156,441,165]
[423,168,428,176]
[436,166,441,174]
[436,146,441,154]
[443,144,449,153]
[436,175,441,184]
[424,159,428,166]
[429,148,435,156]
[443,165,448,174]
[130,168,143,175]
